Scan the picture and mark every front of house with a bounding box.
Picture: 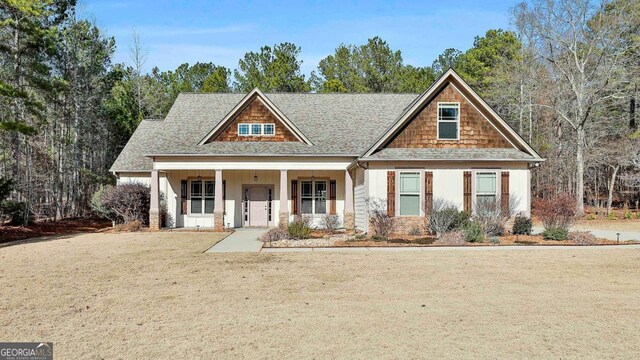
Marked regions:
[110,69,543,232]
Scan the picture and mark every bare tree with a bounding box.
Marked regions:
[129,29,147,117]
[515,0,636,214]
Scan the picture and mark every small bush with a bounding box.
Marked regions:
[260,227,290,242]
[115,220,142,232]
[586,213,597,220]
[623,211,633,219]
[434,231,466,245]
[606,212,617,220]
[450,211,471,231]
[1,200,33,226]
[427,198,458,238]
[512,215,532,235]
[637,212,640,219]
[94,182,151,225]
[320,214,340,233]
[543,227,569,240]
[408,227,422,236]
[532,194,576,230]
[371,234,388,242]
[464,221,484,243]
[489,236,500,244]
[366,197,395,238]
[568,231,597,245]
[288,216,312,239]
[473,194,520,236]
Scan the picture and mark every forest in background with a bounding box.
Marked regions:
[0,0,638,224]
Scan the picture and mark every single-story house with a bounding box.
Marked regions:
[111,69,543,232]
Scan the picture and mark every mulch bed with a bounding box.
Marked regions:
[0,218,112,244]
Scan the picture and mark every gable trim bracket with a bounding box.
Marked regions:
[197,88,313,146]
[361,68,542,160]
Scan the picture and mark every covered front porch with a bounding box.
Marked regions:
[148,157,356,231]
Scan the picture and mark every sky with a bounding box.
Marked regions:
[80,0,518,76]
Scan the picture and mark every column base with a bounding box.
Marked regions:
[279,212,290,228]
[344,212,355,230]
[214,212,224,232]
[149,210,161,231]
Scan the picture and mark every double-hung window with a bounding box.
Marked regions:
[300,180,327,215]
[437,103,460,140]
[475,172,497,204]
[399,172,420,216]
[190,179,214,214]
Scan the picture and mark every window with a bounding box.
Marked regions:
[437,103,459,140]
[237,123,276,137]
[238,124,250,136]
[476,172,497,204]
[190,179,214,214]
[300,180,327,215]
[399,172,420,216]
[263,124,275,135]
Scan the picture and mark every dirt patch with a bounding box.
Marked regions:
[2,232,640,358]
[0,218,111,244]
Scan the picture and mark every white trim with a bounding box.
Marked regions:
[396,169,423,217]
[198,88,312,145]
[237,123,250,136]
[436,102,460,140]
[237,123,276,137]
[362,69,542,159]
[471,169,500,214]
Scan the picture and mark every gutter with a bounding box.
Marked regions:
[358,157,546,162]
[144,153,359,158]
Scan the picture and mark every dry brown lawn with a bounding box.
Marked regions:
[2,232,640,359]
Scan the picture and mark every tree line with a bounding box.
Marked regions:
[0,0,638,225]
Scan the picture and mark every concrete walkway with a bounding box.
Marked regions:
[533,226,640,241]
[262,244,640,252]
[206,228,267,253]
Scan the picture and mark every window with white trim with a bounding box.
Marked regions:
[437,103,459,140]
[190,179,214,214]
[475,172,497,204]
[300,180,327,215]
[237,123,275,136]
[399,172,420,216]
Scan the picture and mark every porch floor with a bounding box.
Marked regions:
[206,228,267,253]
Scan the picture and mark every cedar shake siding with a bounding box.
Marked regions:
[209,97,299,143]
[386,83,513,149]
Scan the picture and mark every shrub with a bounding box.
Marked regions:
[464,221,484,243]
[115,220,142,232]
[95,182,151,225]
[408,226,422,236]
[426,198,458,238]
[623,211,633,219]
[320,214,340,233]
[606,212,617,220]
[434,231,466,245]
[260,227,290,242]
[288,216,312,239]
[512,215,532,235]
[568,231,597,245]
[543,227,569,240]
[1,200,33,226]
[532,194,576,230]
[489,236,500,244]
[473,194,520,236]
[450,211,471,231]
[586,213,597,220]
[366,197,395,238]
[371,234,388,241]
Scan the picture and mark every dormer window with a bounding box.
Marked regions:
[437,102,460,140]
[238,123,276,136]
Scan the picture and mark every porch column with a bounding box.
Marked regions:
[344,169,355,230]
[214,169,224,231]
[149,169,161,230]
[279,169,289,228]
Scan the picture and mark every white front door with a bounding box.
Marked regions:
[248,187,269,227]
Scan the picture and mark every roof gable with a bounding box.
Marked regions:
[198,88,312,145]
[362,69,542,159]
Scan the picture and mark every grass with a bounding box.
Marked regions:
[2,232,640,358]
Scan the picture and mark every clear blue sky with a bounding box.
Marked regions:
[81,0,518,75]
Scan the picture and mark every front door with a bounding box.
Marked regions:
[248,187,269,227]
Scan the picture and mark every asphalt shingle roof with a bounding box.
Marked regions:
[111,93,418,171]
